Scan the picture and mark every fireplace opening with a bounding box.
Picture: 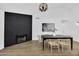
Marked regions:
[16,34,27,43]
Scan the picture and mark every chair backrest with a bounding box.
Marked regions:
[48,39,58,43]
[58,39,70,44]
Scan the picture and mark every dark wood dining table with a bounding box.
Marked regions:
[41,35,73,51]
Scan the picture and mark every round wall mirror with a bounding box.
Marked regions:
[39,3,48,12]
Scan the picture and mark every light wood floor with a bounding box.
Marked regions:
[0,40,79,56]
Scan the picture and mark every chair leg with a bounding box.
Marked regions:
[69,46,71,52]
[48,44,50,48]
[58,46,60,52]
[62,45,63,52]
[51,45,52,53]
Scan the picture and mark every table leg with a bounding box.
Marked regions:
[71,38,73,50]
[43,39,44,51]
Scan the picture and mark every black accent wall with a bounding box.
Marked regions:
[4,12,32,47]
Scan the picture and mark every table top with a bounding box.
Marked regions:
[41,35,73,39]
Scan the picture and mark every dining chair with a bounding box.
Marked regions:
[58,39,71,52]
[47,39,60,53]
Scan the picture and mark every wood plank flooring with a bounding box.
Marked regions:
[0,40,79,56]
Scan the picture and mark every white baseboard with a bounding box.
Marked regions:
[0,47,4,50]
[73,39,79,42]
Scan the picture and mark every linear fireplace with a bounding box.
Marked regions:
[16,34,27,43]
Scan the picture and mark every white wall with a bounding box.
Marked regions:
[0,10,4,49]
[0,3,79,49]
[32,3,79,42]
